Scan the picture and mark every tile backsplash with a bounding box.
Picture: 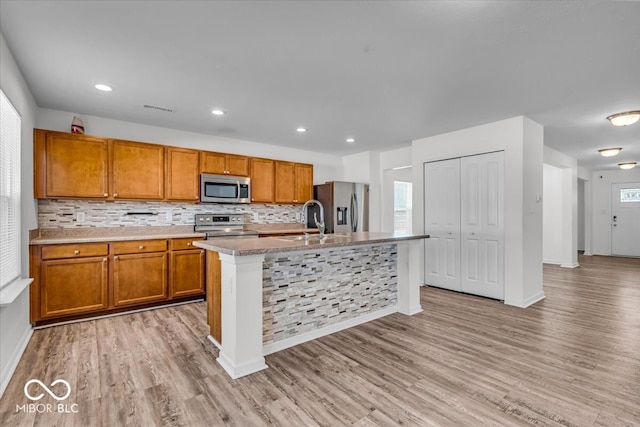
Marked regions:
[38,199,302,229]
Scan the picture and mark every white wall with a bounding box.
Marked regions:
[37,108,343,186]
[0,33,38,397]
[592,168,640,255]
[543,164,564,264]
[412,116,544,308]
[543,146,579,268]
[578,179,585,251]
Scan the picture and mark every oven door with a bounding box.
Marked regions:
[200,174,251,203]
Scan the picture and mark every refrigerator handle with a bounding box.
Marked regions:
[351,193,358,232]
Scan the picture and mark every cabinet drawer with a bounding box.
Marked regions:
[112,239,167,254]
[170,237,204,251]
[41,243,109,260]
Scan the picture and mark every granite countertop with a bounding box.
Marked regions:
[194,232,430,256]
[30,226,205,245]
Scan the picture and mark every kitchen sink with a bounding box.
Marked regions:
[276,233,351,242]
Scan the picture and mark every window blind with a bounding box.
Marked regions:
[0,89,21,289]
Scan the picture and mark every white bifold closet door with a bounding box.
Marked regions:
[460,152,504,299]
[424,158,461,292]
[424,151,504,300]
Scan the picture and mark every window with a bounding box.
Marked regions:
[0,89,21,289]
[620,188,640,203]
[394,181,412,233]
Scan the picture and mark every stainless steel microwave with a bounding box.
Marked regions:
[200,174,251,203]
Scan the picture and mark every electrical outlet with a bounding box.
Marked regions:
[77,212,85,223]
[166,212,173,222]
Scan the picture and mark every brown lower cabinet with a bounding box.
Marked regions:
[30,237,205,325]
[40,256,109,319]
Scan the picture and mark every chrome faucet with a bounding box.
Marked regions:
[301,199,325,237]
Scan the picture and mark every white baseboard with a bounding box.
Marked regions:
[560,263,580,269]
[522,291,546,308]
[543,259,561,265]
[262,305,398,356]
[0,326,33,399]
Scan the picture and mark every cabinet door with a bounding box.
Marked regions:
[226,154,250,176]
[170,249,205,298]
[112,140,164,200]
[200,151,226,175]
[275,161,296,203]
[166,147,199,201]
[294,163,313,204]
[113,252,168,306]
[38,132,109,199]
[250,158,275,203]
[41,257,108,318]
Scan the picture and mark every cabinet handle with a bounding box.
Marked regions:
[114,256,119,260]
[447,232,452,235]
[74,250,80,255]
[471,232,475,236]
[201,250,204,254]
[114,193,118,198]
[187,242,192,246]
[138,245,144,250]
[103,258,108,262]
[103,193,108,197]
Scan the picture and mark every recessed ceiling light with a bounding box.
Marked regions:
[618,162,637,170]
[607,111,640,126]
[598,147,622,157]
[346,138,355,144]
[94,84,112,92]
[296,127,307,133]
[211,109,225,116]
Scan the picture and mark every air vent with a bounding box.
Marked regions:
[143,104,174,113]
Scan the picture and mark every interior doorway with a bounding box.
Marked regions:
[611,182,640,257]
[393,181,412,233]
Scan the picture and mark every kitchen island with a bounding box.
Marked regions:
[194,232,428,378]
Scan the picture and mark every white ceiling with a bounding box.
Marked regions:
[1,1,639,170]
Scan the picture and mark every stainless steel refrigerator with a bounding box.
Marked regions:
[308,181,369,233]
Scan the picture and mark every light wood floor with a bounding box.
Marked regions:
[1,255,639,426]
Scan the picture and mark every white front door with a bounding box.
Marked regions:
[424,158,461,291]
[460,152,504,299]
[611,183,640,257]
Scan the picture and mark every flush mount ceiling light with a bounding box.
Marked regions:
[607,111,640,126]
[296,127,308,133]
[618,162,637,170]
[598,147,623,157]
[94,84,112,92]
[346,138,356,144]
[211,109,225,116]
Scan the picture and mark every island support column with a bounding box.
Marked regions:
[397,239,423,315]
[217,252,268,379]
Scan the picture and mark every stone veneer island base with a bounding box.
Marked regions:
[194,232,428,379]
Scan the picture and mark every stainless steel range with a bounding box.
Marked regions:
[194,214,259,239]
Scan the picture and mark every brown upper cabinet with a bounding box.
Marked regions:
[275,161,314,204]
[166,147,200,201]
[34,130,164,201]
[34,129,109,199]
[200,151,249,176]
[294,163,314,203]
[34,129,314,204]
[250,158,275,203]
[112,140,164,200]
